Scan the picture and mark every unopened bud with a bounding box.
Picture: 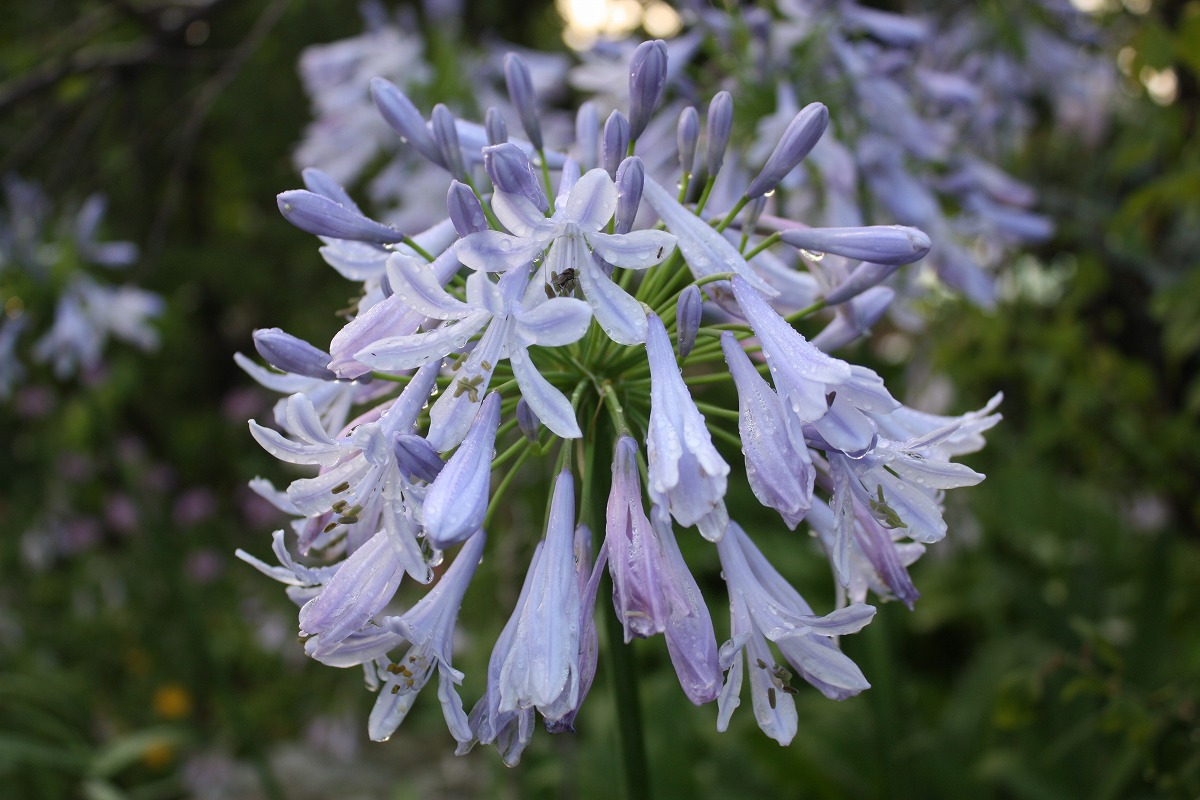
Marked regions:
[504,53,543,151]
[447,181,489,236]
[253,328,335,380]
[745,102,828,199]
[676,284,702,358]
[782,225,931,269]
[705,91,734,178]
[370,78,443,167]
[575,101,600,171]
[516,397,540,443]
[628,39,668,142]
[485,107,508,145]
[276,190,404,244]
[432,104,466,181]
[677,106,699,177]
[603,111,630,179]
[614,156,645,235]
[393,433,446,483]
[483,143,548,212]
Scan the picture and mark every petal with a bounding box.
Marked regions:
[515,296,592,347]
[234,352,313,394]
[248,420,341,466]
[640,175,778,296]
[355,311,490,371]
[563,168,617,230]
[578,256,652,345]
[797,604,877,636]
[385,254,475,320]
[423,393,501,547]
[426,318,508,452]
[510,347,581,439]
[456,231,546,272]
[587,229,676,271]
[300,529,406,648]
[492,190,553,238]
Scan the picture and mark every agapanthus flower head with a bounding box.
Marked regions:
[242,33,999,763]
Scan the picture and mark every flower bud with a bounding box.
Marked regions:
[485,107,508,145]
[782,224,931,269]
[676,284,701,359]
[447,181,489,236]
[628,39,668,142]
[614,156,645,235]
[705,91,733,178]
[432,104,466,181]
[253,328,335,380]
[301,167,359,211]
[504,53,543,151]
[745,102,828,199]
[424,392,501,548]
[483,143,548,212]
[516,397,540,443]
[575,101,599,171]
[276,190,404,244]
[370,77,444,167]
[602,110,630,179]
[393,433,445,483]
[677,106,699,177]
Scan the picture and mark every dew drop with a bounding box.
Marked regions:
[800,249,825,262]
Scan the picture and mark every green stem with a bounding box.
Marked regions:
[401,236,434,262]
[693,176,716,217]
[743,231,781,261]
[714,195,748,233]
[484,445,532,528]
[677,172,691,202]
[784,299,828,324]
[599,380,632,436]
[538,149,555,214]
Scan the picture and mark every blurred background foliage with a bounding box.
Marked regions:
[1,0,1197,798]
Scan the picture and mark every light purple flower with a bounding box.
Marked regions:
[253,328,336,380]
[645,314,729,541]
[544,523,607,732]
[606,436,673,640]
[720,332,813,529]
[716,522,874,713]
[730,274,851,425]
[655,507,722,704]
[498,470,583,721]
[368,529,486,743]
[456,168,675,345]
[423,392,501,548]
[358,262,590,448]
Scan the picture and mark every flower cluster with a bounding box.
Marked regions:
[241,40,998,759]
[0,177,162,398]
[295,2,1108,313]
